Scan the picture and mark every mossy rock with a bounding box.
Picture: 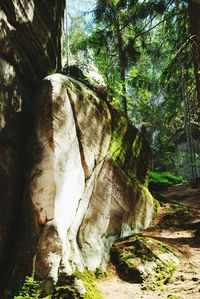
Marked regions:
[108,109,152,185]
[54,270,104,299]
[111,235,179,286]
[14,271,103,299]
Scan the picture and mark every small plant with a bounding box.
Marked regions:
[14,276,42,299]
[47,69,59,75]
[14,271,104,299]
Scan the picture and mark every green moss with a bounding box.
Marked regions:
[74,270,103,299]
[54,270,104,299]
[53,285,80,299]
[14,270,103,299]
[108,114,128,160]
[153,196,161,215]
[140,185,160,215]
[108,109,151,184]
[111,236,178,286]
[47,69,59,75]
[167,296,183,299]
[154,259,177,282]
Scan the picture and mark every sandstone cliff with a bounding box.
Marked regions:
[0,0,65,296]
[0,1,155,298]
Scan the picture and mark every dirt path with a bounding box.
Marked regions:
[96,185,200,299]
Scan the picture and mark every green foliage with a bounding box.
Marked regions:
[14,276,42,299]
[154,259,177,284]
[48,69,59,75]
[14,271,103,299]
[70,18,87,55]
[65,0,200,177]
[148,171,187,190]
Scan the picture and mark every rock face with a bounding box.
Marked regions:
[0,0,65,297]
[9,74,155,296]
[0,0,64,83]
[0,1,155,298]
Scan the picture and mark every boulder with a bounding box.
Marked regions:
[111,235,179,287]
[9,74,155,296]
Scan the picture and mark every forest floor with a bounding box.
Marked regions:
[96,184,200,299]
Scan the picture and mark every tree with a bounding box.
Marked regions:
[64,0,70,68]
[66,0,200,177]
[188,0,200,109]
[94,0,133,117]
[93,0,167,117]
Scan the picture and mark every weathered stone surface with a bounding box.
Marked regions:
[6,74,155,297]
[0,0,64,83]
[0,1,65,297]
[0,57,26,278]
[111,235,179,286]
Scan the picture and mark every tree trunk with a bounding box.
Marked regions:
[57,0,65,71]
[188,0,200,109]
[183,76,196,181]
[65,0,70,69]
[115,19,128,118]
[120,65,128,118]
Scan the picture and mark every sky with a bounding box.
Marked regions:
[68,0,97,28]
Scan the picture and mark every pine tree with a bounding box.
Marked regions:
[188,0,200,109]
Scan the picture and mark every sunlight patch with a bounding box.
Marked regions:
[13,0,34,23]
